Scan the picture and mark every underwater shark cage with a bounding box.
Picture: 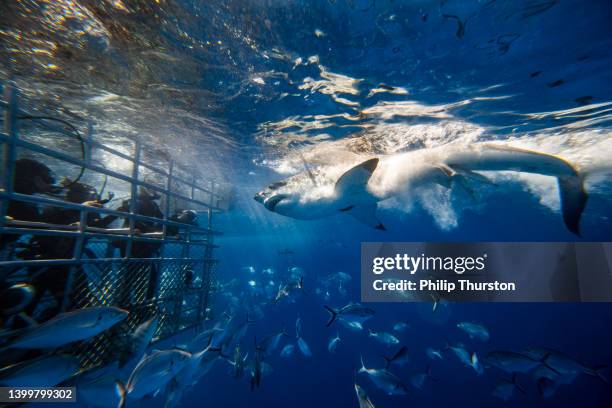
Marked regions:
[0,82,226,371]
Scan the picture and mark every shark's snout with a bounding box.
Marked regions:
[263,194,288,212]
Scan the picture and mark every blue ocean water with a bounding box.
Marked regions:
[187,1,612,406]
[4,0,611,407]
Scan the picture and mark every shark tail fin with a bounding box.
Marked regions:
[115,381,127,408]
[323,306,338,327]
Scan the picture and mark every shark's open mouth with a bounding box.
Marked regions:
[264,194,288,212]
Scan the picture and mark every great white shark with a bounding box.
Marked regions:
[254,144,588,235]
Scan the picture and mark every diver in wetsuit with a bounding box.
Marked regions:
[23,179,115,319]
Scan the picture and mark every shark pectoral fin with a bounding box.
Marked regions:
[345,203,386,230]
[335,158,379,197]
[433,165,478,199]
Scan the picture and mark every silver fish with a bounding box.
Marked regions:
[449,344,482,375]
[457,322,490,342]
[354,383,375,408]
[359,356,408,396]
[324,303,375,327]
[164,343,215,405]
[328,332,341,353]
[9,307,128,349]
[163,343,218,408]
[338,319,363,331]
[219,314,254,348]
[120,316,158,368]
[426,347,443,360]
[280,344,295,358]
[297,337,312,357]
[368,329,399,347]
[471,351,484,375]
[273,277,304,303]
[118,349,191,404]
[296,317,312,357]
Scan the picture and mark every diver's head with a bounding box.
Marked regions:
[177,209,197,224]
[14,158,57,195]
[139,186,161,201]
[62,180,99,203]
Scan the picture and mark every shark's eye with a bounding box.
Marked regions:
[268,181,287,190]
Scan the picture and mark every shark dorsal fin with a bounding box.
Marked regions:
[335,158,379,196]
